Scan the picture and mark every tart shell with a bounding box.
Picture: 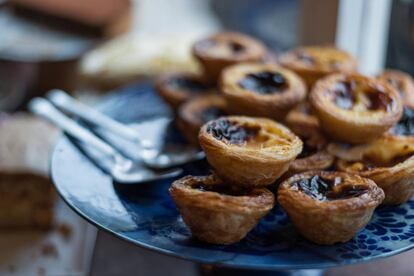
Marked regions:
[220,63,306,120]
[177,95,227,146]
[192,32,267,84]
[284,131,334,178]
[377,70,414,107]
[279,46,358,88]
[155,72,214,111]
[310,73,403,144]
[284,101,320,138]
[278,171,384,245]
[330,135,414,205]
[199,116,303,187]
[169,175,274,245]
[287,150,334,178]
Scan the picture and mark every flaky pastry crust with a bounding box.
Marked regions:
[177,95,227,145]
[377,70,414,107]
[329,135,414,205]
[155,72,215,110]
[170,175,274,244]
[220,63,306,120]
[285,101,320,137]
[286,132,334,177]
[310,73,403,144]
[279,46,358,87]
[199,116,303,186]
[278,171,384,245]
[192,32,267,84]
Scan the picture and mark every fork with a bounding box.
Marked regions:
[46,90,205,170]
[29,98,183,184]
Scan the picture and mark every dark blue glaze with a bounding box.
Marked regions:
[51,82,414,270]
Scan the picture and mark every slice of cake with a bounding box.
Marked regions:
[0,113,60,229]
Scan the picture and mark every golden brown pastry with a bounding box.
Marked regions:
[377,70,414,107]
[192,32,267,84]
[310,73,403,144]
[285,101,320,136]
[279,46,358,87]
[283,101,333,177]
[329,135,414,205]
[155,72,214,110]
[286,132,334,177]
[220,63,306,120]
[278,171,384,245]
[177,95,227,145]
[199,116,302,186]
[169,175,274,245]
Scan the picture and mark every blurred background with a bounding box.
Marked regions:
[0,0,413,275]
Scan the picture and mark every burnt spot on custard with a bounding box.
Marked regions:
[198,39,245,56]
[330,80,391,111]
[192,183,250,196]
[365,86,392,111]
[206,119,259,144]
[294,175,368,201]
[331,81,355,110]
[228,41,245,54]
[392,106,414,136]
[169,77,209,93]
[200,107,227,123]
[239,71,288,94]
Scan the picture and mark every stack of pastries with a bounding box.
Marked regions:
[156,31,414,245]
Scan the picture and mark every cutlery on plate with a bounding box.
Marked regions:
[28,98,183,184]
[46,89,205,169]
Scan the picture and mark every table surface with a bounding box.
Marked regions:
[91,230,414,276]
[0,199,97,276]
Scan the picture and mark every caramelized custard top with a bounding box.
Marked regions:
[328,80,392,112]
[198,39,246,58]
[238,71,288,95]
[206,119,259,144]
[291,48,351,70]
[294,175,368,201]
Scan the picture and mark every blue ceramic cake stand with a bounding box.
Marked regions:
[51,83,414,273]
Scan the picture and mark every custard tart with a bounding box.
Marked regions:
[329,135,414,205]
[286,132,334,177]
[377,70,414,107]
[155,72,214,110]
[279,46,358,87]
[192,32,267,84]
[278,171,384,245]
[177,95,227,145]
[285,101,320,137]
[170,175,274,245]
[220,63,306,120]
[199,116,303,186]
[310,73,403,144]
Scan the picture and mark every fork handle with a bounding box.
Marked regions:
[47,90,154,149]
[29,97,120,159]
